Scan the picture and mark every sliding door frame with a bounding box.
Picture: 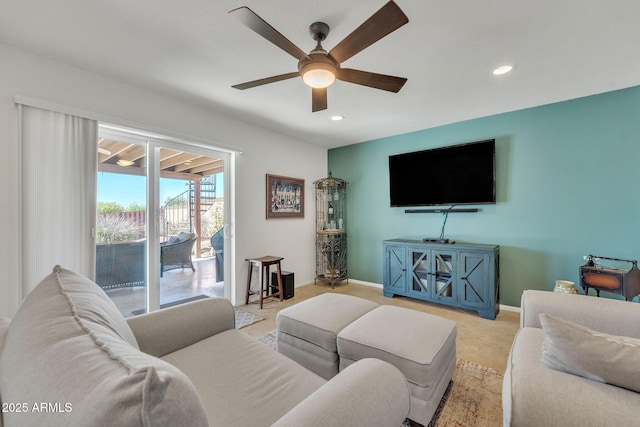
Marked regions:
[99,124,233,313]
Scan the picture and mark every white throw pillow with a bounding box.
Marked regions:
[540,313,640,392]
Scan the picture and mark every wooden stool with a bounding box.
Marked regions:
[245,256,284,309]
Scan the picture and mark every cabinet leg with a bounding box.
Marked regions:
[276,262,284,302]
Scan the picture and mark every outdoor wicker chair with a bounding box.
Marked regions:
[160,232,197,276]
[95,240,146,289]
[211,228,224,282]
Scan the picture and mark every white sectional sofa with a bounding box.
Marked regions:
[0,266,410,427]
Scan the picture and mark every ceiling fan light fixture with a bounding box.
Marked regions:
[117,159,135,167]
[301,63,336,89]
[230,2,409,111]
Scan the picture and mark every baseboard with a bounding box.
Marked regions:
[346,278,383,289]
[499,304,520,313]
[346,279,522,313]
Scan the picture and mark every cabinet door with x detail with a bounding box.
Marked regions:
[459,252,491,310]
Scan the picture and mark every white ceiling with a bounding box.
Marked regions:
[1,0,639,148]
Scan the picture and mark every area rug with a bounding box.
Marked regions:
[235,307,264,329]
[425,358,503,427]
[256,331,503,427]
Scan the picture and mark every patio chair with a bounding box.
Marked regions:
[160,232,197,277]
[96,240,146,289]
[211,228,224,282]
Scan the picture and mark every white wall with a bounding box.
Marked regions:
[0,43,327,317]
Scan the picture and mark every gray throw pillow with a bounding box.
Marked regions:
[0,266,208,427]
[540,313,640,392]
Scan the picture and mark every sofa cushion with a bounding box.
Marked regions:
[0,266,208,427]
[162,328,326,427]
[540,313,640,393]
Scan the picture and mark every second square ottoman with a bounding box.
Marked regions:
[337,305,457,426]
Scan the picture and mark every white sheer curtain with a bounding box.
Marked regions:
[19,104,97,298]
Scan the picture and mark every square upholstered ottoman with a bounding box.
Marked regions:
[337,305,457,426]
[276,293,379,379]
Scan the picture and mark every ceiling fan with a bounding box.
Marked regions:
[229,1,409,112]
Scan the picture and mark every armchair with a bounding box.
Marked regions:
[160,232,197,276]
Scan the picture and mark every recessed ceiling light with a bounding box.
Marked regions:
[492,65,514,76]
[331,115,345,121]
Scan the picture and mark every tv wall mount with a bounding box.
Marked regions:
[408,205,480,244]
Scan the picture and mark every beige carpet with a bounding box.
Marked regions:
[257,331,503,427]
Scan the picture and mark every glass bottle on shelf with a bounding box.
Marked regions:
[328,201,334,229]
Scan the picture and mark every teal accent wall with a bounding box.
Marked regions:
[328,86,640,307]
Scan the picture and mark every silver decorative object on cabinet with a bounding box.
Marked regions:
[314,172,347,287]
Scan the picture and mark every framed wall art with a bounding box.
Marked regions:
[266,174,304,219]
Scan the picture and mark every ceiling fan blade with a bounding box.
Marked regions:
[229,7,310,61]
[328,1,408,64]
[312,87,328,112]
[232,72,300,90]
[337,68,407,93]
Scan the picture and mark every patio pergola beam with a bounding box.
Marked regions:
[98,163,203,182]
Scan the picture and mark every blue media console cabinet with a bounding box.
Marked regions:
[383,239,500,320]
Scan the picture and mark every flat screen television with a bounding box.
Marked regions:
[389,139,496,207]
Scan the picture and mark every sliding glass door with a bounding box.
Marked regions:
[155,145,226,310]
[95,133,148,316]
[95,126,229,317]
